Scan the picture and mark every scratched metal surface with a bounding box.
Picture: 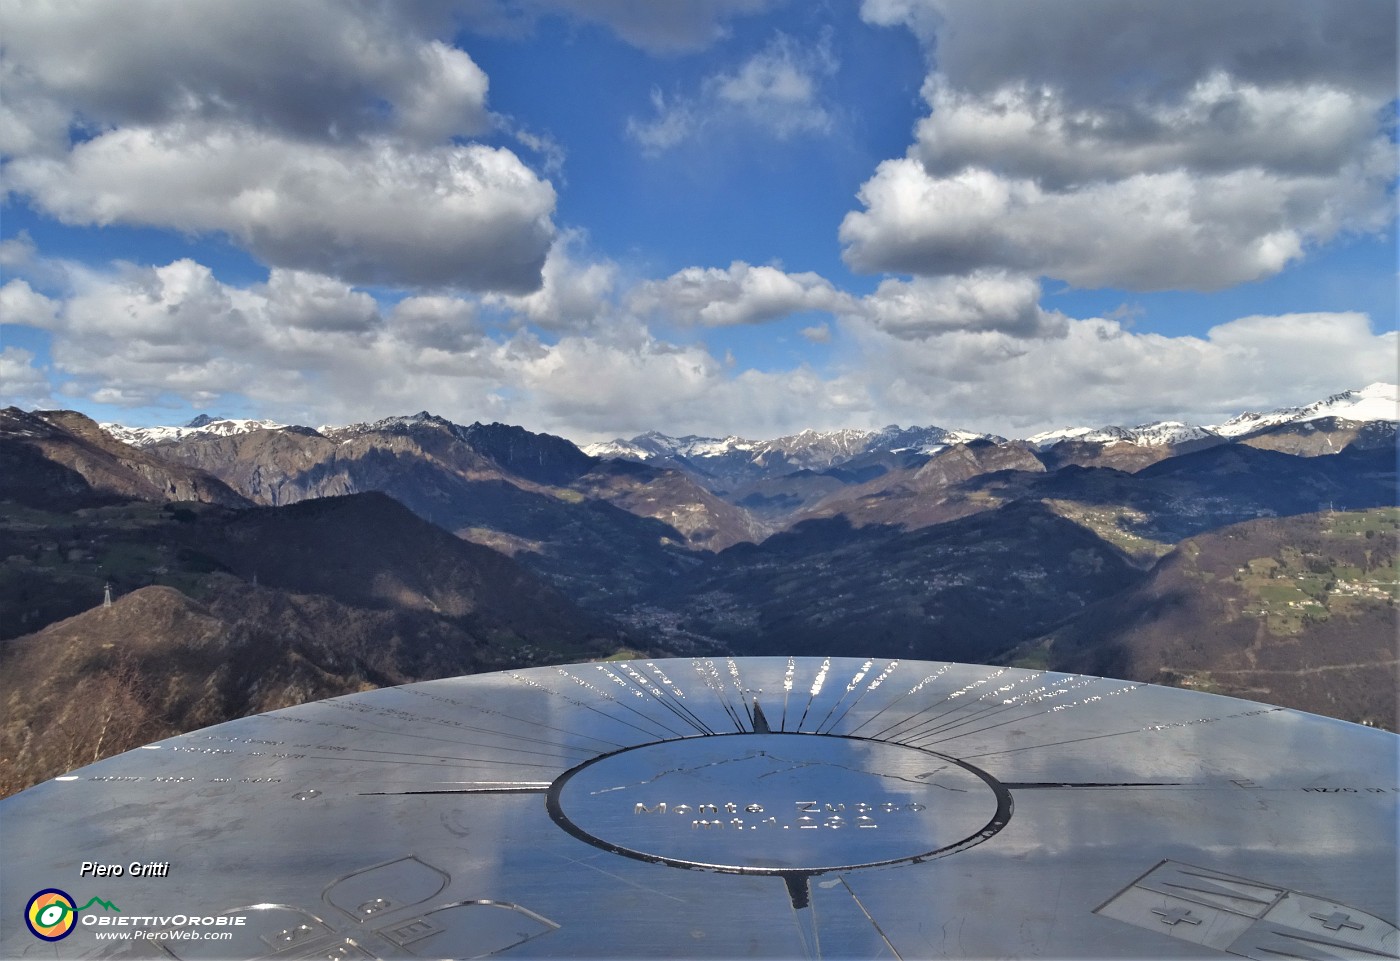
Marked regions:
[3,657,1397,960]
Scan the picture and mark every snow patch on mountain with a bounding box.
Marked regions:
[1028,421,1221,449]
[582,432,757,462]
[102,416,285,447]
[1027,425,1135,448]
[102,383,1396,460]
[1129,422,1220,446]
[327,411,456,436]
[1212,383,1398,437]
[1026,384,1397,449]
[585,424,1003,481]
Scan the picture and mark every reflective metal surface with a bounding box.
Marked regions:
[3,657,1396,959]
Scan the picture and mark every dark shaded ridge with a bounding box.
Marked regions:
[666,500,1145,664]
[1034,508,1398,729]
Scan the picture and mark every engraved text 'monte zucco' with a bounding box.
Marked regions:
[634,800,927,830]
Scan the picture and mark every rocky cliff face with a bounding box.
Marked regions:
[2,408,250,508]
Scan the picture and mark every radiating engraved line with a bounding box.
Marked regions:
[342,694,605,756]
[359,784,552,796]
[643,661,718,736]
[796,658,831,732]
[612,663,713,737]
[896,674,1056,744]
[291,753,560,769]
[507,670,665,742]
[602,664,696,736]
[572,667,687,739]
[913,684,1140,749]
[873,668,1009,741]
[299,703,597,759]
[788,875,821,960]
[1002,782,1185,789]
[321,741,583,763]
[814,660,874,734]
[560,854,687,903]
[624,661,711,739]
[821,660,900,736]
[399,688,625,751]
[277,714,604,762]
[694,659,747,733]
[901,670,1068,744]
[586,751,779,794]
[851,665,952,737]
[693,658,744,732]
[728,658,757,730]
[781,657,796,732]
[517,670,678,741]
[960,724,1150,758]
[898,674,1088,745]
[748,753,955,789]
[836,876,902,960]
[595,664,655,702]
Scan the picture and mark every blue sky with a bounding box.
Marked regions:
[1,1,1395,441]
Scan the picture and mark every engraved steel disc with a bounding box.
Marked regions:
[2,657,1396,960]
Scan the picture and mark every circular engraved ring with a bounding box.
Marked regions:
[547,732,1012,876]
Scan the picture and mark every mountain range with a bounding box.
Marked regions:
[1,383,1395,794]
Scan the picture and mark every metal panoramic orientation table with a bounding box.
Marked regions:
[3,657,1397,960]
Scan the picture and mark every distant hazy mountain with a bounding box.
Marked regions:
[582,424,1001,490]
[1024,382,1398,449]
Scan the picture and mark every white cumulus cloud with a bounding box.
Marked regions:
[0,347,55,409]
[0,0,557,293]
[849,310,1400,435]
[0,0,491,153]
[841,148,1391,291]
[847,0,1396,291]
[630,261,855,327]
[484,233,619,331]
[7,252,1397,443]
[8,128,557,292]
[861,271,1065,338]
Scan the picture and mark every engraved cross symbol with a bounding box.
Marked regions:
[1310,911,1363,932]
[1152,907,1202,926]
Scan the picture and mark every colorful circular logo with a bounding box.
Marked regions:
[26,889,77,941]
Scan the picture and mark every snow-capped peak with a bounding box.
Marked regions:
[1128,421,1219,446]
[1025,425,1135,449]
[101,416,285,447]
[1294,382,1398,424]
[581,438,656,460]
[330,411,459,435]
[582,432,759,461]
[1210,383,1398,437]
[1026,421,1217,449]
